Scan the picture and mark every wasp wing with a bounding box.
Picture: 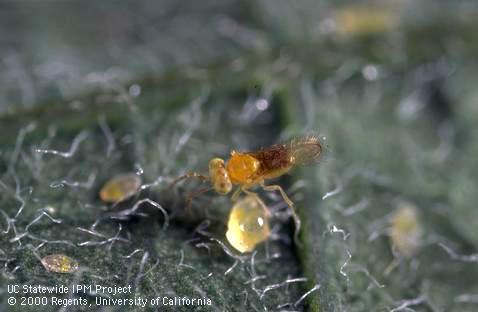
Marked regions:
[288,136,323,165]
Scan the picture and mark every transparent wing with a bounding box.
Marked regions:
[288,136,323,165]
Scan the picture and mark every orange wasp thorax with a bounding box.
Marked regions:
[226,151,260,185]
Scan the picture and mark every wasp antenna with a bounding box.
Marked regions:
[185,187,212,212]
[169,171,209,189]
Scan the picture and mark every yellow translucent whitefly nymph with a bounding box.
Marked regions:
[389,203,422,258]
[226,195,271,253]
[334,6,397,36]
[99,173,141,203]
[41,254,79,273]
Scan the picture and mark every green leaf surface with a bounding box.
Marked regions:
[3,1,478,312]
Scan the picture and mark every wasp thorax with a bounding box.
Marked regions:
[208,158,232,194]
[226,151,260,184]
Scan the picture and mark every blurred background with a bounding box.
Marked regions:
[1,1,478,311]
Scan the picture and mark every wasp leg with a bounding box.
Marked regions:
[231,184,257,202]
[170,172,210,214]
[231,187,242,202]
[184,187,211,213]
[260,182,301,246]
[240,186,257,197]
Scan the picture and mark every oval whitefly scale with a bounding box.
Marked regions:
[99,173,142,203]
[41,254,79,273]
[389,202,422,258]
